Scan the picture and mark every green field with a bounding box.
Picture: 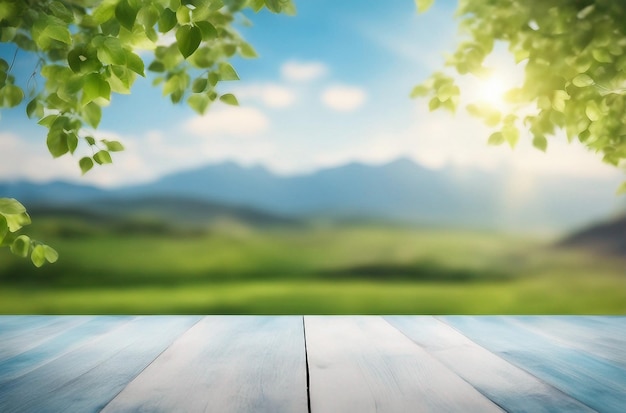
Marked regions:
[1,217,624,314]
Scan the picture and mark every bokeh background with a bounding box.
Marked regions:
[1,0,625,313]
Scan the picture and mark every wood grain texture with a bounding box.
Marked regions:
[385,316,595,413]
[0,316,91,362]
[512,316,626,370]
[0,316,200,413]
[442,316,626,413]
[305,316,503,413]
[102,316,307,413]
[0,316,130,384]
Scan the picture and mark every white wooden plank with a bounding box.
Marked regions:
[511,316,626,370]
[305,316,503,413]
[0,316,200,413]
[385,316,595,412]
[0,316,91,362]
[102,316,307,413]
[0,316,131,384]
[443,316,626,413]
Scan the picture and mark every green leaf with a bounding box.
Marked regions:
[67,133,79,154]
[428,97,440,111]
[83,102,102,128]
[176,5,191,24]
[222,44,237,57]
[2,84,24,107]
[82,73,111,105]
[572,74,594,87]
[195,21,217,40]
[585,101,602,122]
[148,61,165,72]
[250,0,264,12]
[592,48,612,63]
[218,63,239,81]
[219,93,238,106]
[10,235,30,258]
[502,125,519,148]
[176,25,202,58]
[98,37,126,66]
[415,0,435,13]
[31,244,46,267]
[192,77,207,93]
[38,115,58,127]
[487,132,504,146]
[208,72,219,86]
[47,130,69,158]
[552,90,569,112]
[0,216,7,243]
[94,150,113,164]
[239,42,257,58]
[50,1,74,23]
[158,8,177,32]
[92,1,117,24]
[85,136,96,146]
[125,50,145,76]
[0,198,26,216]
[103,140,125,151]
[264,0,283,13]
[115,0,138,31]
[616,182,626,195]
[532,135,548,152]
[4,212,31,232]
[437,83,457,102]
[47,25,72,44]
[162,73,187,96]
[79,157,94,175]
[43,245,59,263]
[410,84,429,98]
[188,93,210,114]
[26,98,38,118]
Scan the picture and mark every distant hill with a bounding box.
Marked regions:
[2,158,624,232]
[558,215,626,256]
[29,196,300,229]
[0,181,105,205]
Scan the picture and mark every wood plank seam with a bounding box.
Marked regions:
[305,316,504,412]
[434,316,600,412]
[98,316,205,412]
[381,317,509,413]
[302,316,312,413]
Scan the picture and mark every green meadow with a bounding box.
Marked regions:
[1,215,624,314]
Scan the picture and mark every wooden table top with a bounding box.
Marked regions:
[0,316,624,412]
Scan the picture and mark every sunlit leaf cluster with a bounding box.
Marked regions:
[414,0,626,176]
[0,198,58,267]
[0,0,293,263]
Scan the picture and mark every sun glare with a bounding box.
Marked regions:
[477,75,508,107]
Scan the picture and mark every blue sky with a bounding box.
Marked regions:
[0,0,623,188]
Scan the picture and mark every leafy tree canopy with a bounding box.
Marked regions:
[0,0,293,264]
[413,0,626,191]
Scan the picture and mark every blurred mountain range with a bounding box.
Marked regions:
[558,214,626,255]
[1,158,624,233]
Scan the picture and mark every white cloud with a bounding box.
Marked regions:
[321,85,367,111]
[232,83,296,108]
[0,132,76,183]
[405,100,621,179]
[184,106,269,137]
[281,61,328,82]
[0,131,156,188]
